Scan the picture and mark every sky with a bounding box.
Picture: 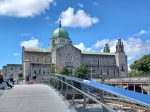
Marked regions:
[0,0,150,70]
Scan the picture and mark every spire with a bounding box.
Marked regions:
[103,43,110,53]
[116,38,124,53]
[59,20,61,28]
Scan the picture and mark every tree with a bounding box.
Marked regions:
[50,64,58,73]
[74,63,90,80]
[59,66,69,75]
[130,54,150,75]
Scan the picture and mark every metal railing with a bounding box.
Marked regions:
[38,74,150,112]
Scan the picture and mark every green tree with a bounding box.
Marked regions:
[74,63,90,79]
[130,54,150,75]
[128,70,139,77]
[50,64,58,73]
[59,66,69,75]
[0,69,1,74]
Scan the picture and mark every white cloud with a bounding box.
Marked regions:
[93,39,117,53]
[59,7,99,28]
[74,43,92,52]
[93,38,150,61]
[20,37,42,48]
[77,3,84,8]
[132,30,149,37]
[0,0,53,17]
[75,36,150,61]
[128,64,131,70]
[13,53,19,56]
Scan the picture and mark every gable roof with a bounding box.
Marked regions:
[24,48,49,53]
[81,51,115,55]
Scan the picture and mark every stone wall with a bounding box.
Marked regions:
[2,64,22,78]
[24,52,51,63]
[55,45,81,71]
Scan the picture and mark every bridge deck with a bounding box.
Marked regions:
[0,84,71,112]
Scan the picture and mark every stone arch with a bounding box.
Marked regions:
[125,85,147,94]
[67,66,75,75]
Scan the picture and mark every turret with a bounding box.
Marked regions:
[116,38,124,53]
[103,43,110,53]
[115,38,128,78]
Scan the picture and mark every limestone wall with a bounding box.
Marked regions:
[55,45,81,71]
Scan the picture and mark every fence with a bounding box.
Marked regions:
[38,74,150,112]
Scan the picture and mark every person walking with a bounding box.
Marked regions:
[32,74,36,84]
[26,73,29,84]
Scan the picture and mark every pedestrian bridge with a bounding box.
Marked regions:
[0,74,150,112]
[0,84,73,112]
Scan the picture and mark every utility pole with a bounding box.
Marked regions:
[91,63,92,80]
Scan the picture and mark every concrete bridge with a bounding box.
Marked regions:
[96,76,150,95]
[0,84,74,112]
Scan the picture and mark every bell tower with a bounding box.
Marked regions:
[115,38,128,78]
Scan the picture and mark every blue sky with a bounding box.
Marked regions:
[0,0,150,70]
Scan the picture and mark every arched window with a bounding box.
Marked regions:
[121,63,124,71]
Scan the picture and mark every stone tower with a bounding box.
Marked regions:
[115,38,128,77]
[103,43,110,53]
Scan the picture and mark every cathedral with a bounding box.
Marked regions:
[2,22,128,79]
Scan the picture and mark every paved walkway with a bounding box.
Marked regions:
[0,84,73,112]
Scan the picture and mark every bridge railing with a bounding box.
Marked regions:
[104,76,150,82]
[38,74,150,112]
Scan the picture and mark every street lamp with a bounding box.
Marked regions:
[91,63,92,80]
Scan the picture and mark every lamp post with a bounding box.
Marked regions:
[91,63,92,80]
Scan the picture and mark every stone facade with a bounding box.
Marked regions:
[2,64,22,77]
[2,25,128,79]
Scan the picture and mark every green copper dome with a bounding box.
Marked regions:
[52,28,69,38]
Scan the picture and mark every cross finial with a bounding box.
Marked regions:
[59,20,61,28]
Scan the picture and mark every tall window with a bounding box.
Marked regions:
[43,71,45,75]
[121,63,124,71]
[34,70,36,74]
[39,70,41,74]
[107,70,109,75]
[114,70,115,77]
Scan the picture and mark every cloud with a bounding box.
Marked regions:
[0,0,53,17]
[20,37,42,48]
[132,30,149,37]
[125,38,150,60]
[93,38,150,61]
[74,43,93,52]
[93,39,117,52]
[13,53,19,56]
[59,7,99,28]
[77,3,84,8]
[128,64,131,70]
[75,36,150,61]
